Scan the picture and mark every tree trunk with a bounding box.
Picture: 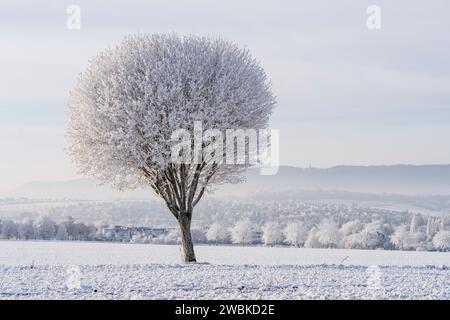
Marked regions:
[178,213,197,263]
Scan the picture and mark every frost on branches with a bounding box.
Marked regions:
[231,219,257,245]
[206,222,230,243]
[66,34,275,262]
[262,222,284,245]
[283,222,308,247]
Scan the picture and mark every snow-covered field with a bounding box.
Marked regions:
[0,241,449,299]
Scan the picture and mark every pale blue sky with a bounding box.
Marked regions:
[1,0,450,191]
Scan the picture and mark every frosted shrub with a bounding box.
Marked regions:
[341,220,362,236]
[231,219,257,245]
[0,220,18,240]
[56,224,69,241]
[432,231,450,251]
[34,216,56,240]
[390,225,427,250]
[164,229,181,245]
[426,216,444,238]
[206,223,230,243]
[359,220,389,249]
[283,222,308,247]
[343,233,365,249]
[305,227,321,248]
[261,222,284,246]
[316,220,342,248]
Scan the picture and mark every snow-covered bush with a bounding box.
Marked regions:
[1,220,18,239]
[206,223,230,243]
[131,234,145,243]
[56,224,69,241]
[409,214,424,233]
[390,225,426,250]
[164,229,180,244]
[343,232,365,249]
[426,216,444,238]
[390,225,409,250]
[359,220,390,249]
[316,220,342,248]
[261,223,284,246]
[432,231,450,251]
[341,220,362,236]
[305,227,321,248]
[231,219,257,245]
[283,222,308,247]
[147,234,166,244]
[409,232,427,251]
[17,219,34,240]
[343,220,392,250]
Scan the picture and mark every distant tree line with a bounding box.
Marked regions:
[133,214,450,252]
[0,216,97,241]
[1,201,450,252]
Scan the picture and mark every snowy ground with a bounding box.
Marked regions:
[0,241,449,299]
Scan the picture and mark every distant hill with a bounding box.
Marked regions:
[228,164,450,196]
[6,164,450,200]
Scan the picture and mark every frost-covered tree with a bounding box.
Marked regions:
[426,216,443,238]
[261,222,284,246]
[432,231,450,251]
[17,219,35,240]
[63,216,76,240]
[283,222,307,247]
[34,216,56,240]
[316,220,342,248]
[343,232,365,249]
[206,222,230,243]
[67,34,275,262]
[164,228,181,245]
[390,225,426,250]
[359,220,390,249]
[231,219,257,245]
[343,220,390,249]
[1,220,18,239]
[409,214,423,233]
[305,226,321,248]
[389,225,408,250]
[87,224,98,240]
[341,219,362,236]
[56,223,69,241]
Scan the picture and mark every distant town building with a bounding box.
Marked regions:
[100,225,170,241]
